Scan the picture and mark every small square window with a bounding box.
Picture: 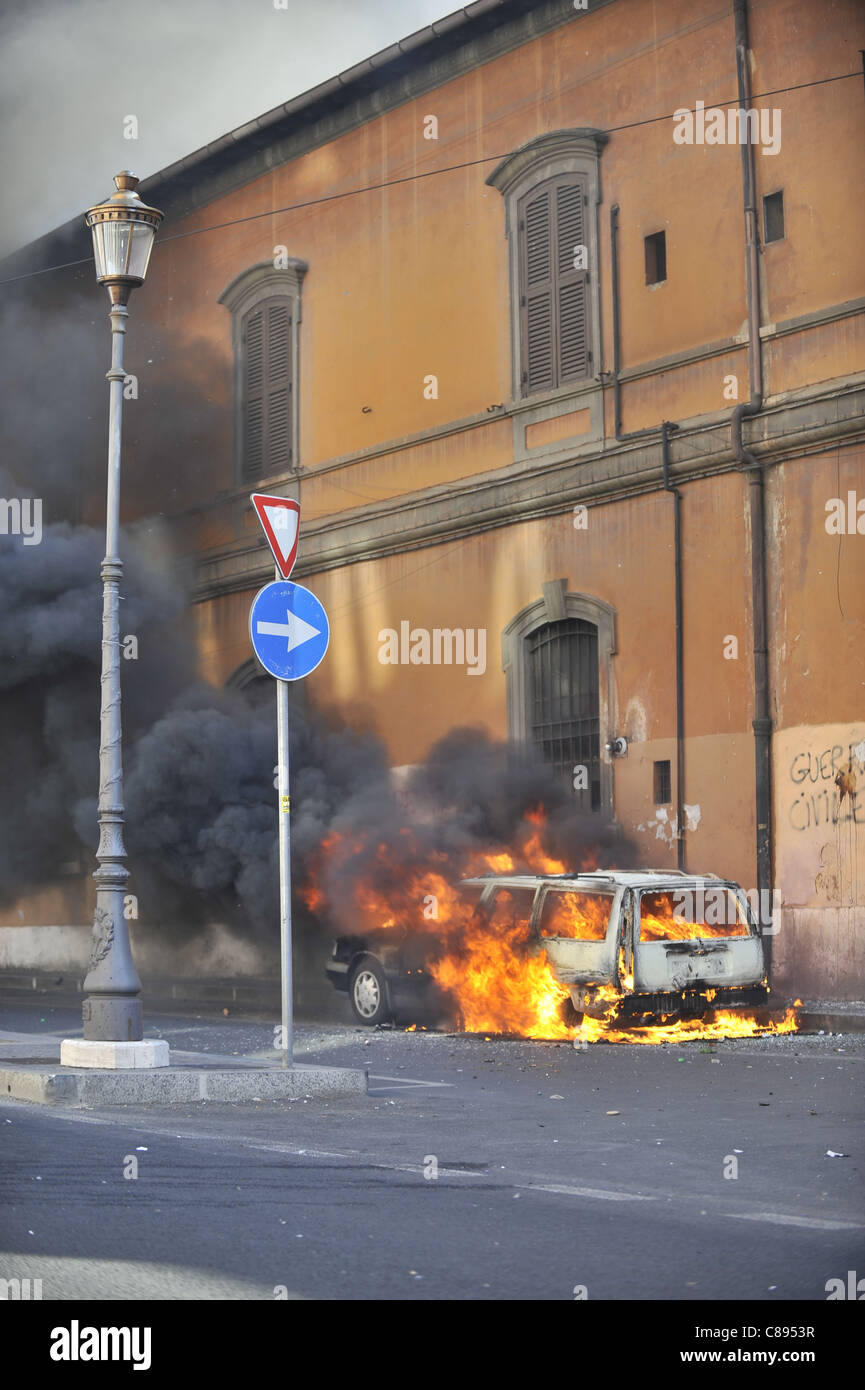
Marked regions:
[763,190,785,243]
[653,759,671,805]
[644,231,666,285]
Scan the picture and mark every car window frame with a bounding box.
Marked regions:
[634,882,760,945]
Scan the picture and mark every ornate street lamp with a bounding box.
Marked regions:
[86,171,162,303]
[61,174,167,1068]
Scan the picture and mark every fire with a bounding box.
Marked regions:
[484,851,515,874]
[639,890,750,942]
[577,1005,799,1046]
[308,809,799,1044]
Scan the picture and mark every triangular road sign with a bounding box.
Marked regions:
[250,493,300,579]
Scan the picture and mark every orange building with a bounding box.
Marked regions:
[4,0,865,1001]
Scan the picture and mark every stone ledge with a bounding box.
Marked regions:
[0,1052,367,1107]
[191,377,865,599]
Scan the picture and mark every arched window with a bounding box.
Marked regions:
[487,130,607,403]
[226,657,308,714]
[503,582,616,814]
[219,260,307,484]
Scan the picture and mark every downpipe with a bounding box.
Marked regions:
[662,421,685,869]
[733,0,773,975]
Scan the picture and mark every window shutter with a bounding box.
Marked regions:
[555,181,588,382]
[518,176,589,395]
[266,301,292,474]
[241,298,293,481]
[243,308,265,480]
[520,188,554,395]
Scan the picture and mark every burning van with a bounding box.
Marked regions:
[325,869,770,1029]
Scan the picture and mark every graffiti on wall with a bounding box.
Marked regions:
[777,730,865,912]
[787,739,865,833]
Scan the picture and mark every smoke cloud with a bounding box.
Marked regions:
[0,504,633,959]
[0,276,635,993]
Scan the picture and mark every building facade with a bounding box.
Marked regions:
[4,0,865,1000]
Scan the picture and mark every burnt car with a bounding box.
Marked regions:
[326,869,769,1026]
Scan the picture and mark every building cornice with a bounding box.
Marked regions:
[190,375,865,603]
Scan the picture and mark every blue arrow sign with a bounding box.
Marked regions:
[249,581,330,681]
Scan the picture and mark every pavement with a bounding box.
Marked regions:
[1,998,863,1301]
[0,1027,365,1106]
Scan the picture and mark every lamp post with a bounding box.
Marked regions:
[61,173,168,1069]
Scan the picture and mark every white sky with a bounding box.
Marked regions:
[0,0,453,257]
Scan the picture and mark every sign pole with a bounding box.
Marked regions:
[277,670,293,1069]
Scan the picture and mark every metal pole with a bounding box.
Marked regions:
[276,565,293,1068]
[82,298,143,1042]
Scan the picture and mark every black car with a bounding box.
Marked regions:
[325,929,445,1026]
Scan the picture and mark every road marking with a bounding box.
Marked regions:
[529,1183,655,1202]
[8,1103,863,1225]
[369,1074,454,1089]
[726,1212,865,1231]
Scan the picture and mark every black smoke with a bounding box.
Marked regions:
[0,517,191,902]
[0,274,635,977]
[0,512,635,952]
[303,723,635,945]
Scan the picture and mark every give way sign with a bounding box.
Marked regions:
[250,493,300,579]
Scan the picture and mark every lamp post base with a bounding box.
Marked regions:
[60,1039,170,1070]
[82,993,142,1042]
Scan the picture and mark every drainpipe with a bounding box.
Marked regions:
[610,205,685,865]
[732,0,772,972]
[662,421,685,869]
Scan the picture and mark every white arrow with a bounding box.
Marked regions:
[256,608,321,654]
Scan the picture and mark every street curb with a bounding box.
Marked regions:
[0,1060,368,1107]
[795,1012,865,1036]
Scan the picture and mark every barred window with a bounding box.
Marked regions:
[527,617,600,810]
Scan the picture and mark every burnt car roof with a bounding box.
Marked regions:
[460,870,732,889]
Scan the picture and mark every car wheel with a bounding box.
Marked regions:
[349,958,392,1026]
[559,996,584,1028]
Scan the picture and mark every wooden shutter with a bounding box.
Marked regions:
[242,298,293,480]
[242,307,265,480]
[518,176,590,395]
[521,186,554,395]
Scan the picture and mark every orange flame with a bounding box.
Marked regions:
[308,808,799,1044]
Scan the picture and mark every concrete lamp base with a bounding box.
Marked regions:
[60,1039,170,1070]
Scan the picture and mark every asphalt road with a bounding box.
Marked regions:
[1,1000,863,1301]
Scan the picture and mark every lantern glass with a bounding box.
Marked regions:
[91,217,156,284]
